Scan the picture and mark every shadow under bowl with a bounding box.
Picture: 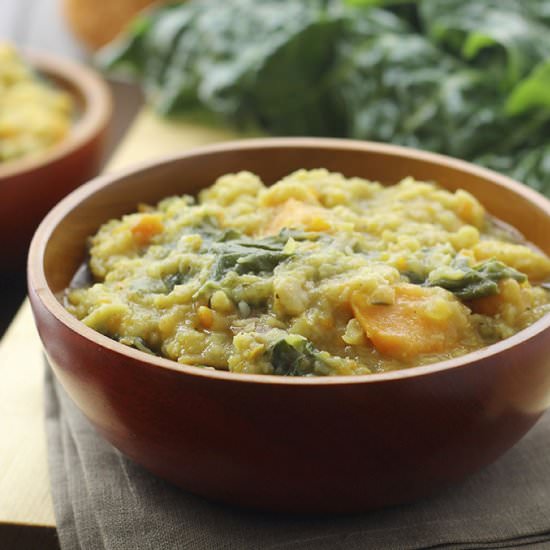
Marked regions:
[0,51,112,269]
[28,138,550,514]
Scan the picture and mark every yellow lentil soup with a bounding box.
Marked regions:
[66,170,550,376]
[0,44,73,163]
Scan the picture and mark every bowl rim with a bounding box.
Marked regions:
[28,137,550,386]
[0,50,112,180]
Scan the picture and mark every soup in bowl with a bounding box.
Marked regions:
[28,138,550,513]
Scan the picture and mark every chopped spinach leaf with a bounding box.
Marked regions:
[211,241,290,279]
[401,270,426,284]
[207,229,310,280]
[162,270,191,293]
[427,258,527,300]
[269,335,327,376]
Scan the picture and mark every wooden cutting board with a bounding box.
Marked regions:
[0,109,239,528]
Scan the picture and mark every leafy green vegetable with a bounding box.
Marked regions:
[336,33,504,159]
[212,245,289,279]
[476,144,550,197]
[162,270,191,293]
[100,0,349,133]
[269,335,326,376]
[507,60,550,115]
[426,258,527,300]
[98,0,550,196]
[419,0,550,87]
[209,230,294,279]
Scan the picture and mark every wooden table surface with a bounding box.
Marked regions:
[0,109,239,546]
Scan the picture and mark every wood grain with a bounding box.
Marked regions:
[0,302,53,525]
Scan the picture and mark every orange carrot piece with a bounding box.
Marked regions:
[131,214,164,246]
[264,199,330,236]
[351,284,466,360]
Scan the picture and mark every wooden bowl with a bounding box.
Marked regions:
[28,139,550,514]
[0,51,111,269]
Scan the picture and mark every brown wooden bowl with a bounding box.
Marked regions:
[0,51,111,270]
[28,139,550,514]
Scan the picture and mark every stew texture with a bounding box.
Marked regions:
[0,44,73,163]
[66,170,550,375]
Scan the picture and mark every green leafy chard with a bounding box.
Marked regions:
[269,335,327,376]
[162,270,191,293]
[419,0,550,87]
[426,258,527,300]
[97,0,550,196]
[209,230,296,280]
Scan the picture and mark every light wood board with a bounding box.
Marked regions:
[0,109,238,528]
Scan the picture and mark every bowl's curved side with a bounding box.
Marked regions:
[30,282,550,513]
[1,130,106,267]
[0,53,111,268]
[28,138,550,512]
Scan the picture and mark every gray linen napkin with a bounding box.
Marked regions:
[44,362,550,550]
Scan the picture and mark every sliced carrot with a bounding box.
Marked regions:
[131,214,164,246]
[264,198,330,236]
[351,284,467,360]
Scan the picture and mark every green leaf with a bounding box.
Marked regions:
[96,0,550,197]
[427,258,527,300]
[506,60,550,115]
[420,0,550,87]
[162,270,191,293]
[476,143,550,197]
[269,335,324,376]
[209,231,294,280]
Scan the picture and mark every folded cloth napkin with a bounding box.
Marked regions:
[44,362,550,550]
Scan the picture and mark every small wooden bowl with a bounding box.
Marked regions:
[28,139,550,514]
[0,51,111,269]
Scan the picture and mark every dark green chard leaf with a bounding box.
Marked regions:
[338,33,490,157]
[419,0,550,87]
[506,60,550,115]
[476,143,550,197]
[162,270,191,293]
[344,0,411,6]
[427,258,527,300]
[269,335,327,376]
[523,0,550,26]
[209,231,296,280]
[136,0,346,131]
[97,2,187,82]
[343,0,419,29]
[97,0,550,197]
[239,15,347,136]
[212,246,289,279]
[401,270,426,285]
